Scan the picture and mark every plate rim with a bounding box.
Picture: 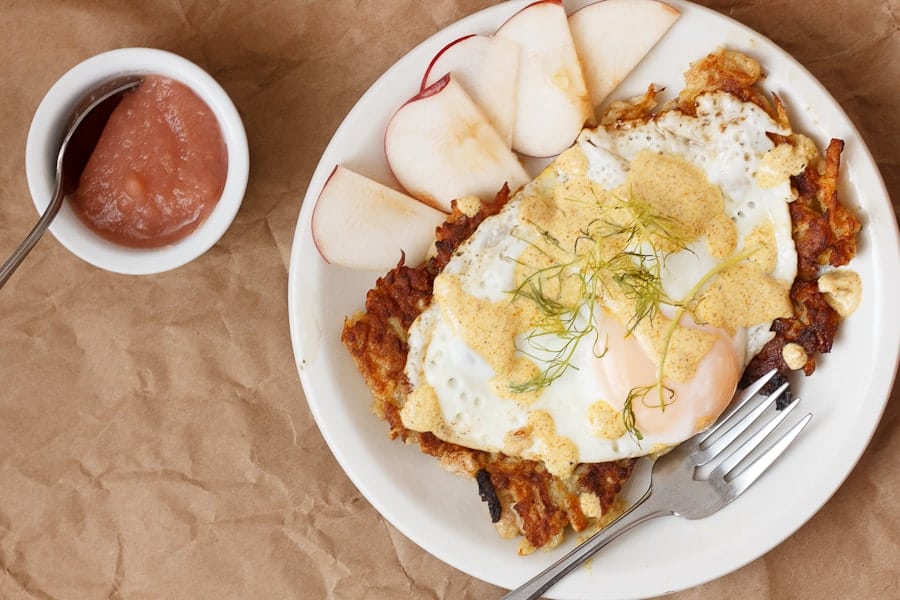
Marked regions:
[287,1,900,597]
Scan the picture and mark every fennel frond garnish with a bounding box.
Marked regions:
[510,191,688,393]
[508,188,756,442]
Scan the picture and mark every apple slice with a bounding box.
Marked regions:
[422,34,520,148]
[311,165,446,271]
[385,74,529,212]
[569,0,679,106]
[494,0,593,158]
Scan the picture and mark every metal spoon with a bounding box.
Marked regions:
[0,74,143,289]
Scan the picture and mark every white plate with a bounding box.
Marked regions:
[287,1,900,598]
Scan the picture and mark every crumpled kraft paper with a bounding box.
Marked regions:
[0,1,897,598]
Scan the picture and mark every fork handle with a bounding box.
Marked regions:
[501,486,670,600]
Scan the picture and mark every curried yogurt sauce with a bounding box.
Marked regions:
[402,90,811,476]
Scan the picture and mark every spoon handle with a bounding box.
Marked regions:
[0,188,64,289]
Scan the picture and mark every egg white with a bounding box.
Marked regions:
[404,90,799,470]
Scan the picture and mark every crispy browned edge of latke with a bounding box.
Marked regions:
[683,53,861,387]
[341,185,634,554]
[340,48,860,554]
[740,135,860,389]
[605,49,861,391]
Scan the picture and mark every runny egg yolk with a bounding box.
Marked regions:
[402,90,802,479]
[592,312,742,441]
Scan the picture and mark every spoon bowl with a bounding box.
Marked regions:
[0,75,142,289]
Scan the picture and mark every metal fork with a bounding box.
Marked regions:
[502,369,812,600]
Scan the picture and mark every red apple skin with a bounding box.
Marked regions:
[495,0,563,30]
[421,34,477,92]
[494,0,592,158]
[415,72,451,102]
[311,165,340,264]
[383,74,529,210]
[311,165,447,270]
[421,34,520,149]
[382,75,454,212]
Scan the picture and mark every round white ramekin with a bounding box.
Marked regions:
[25,47,249,275]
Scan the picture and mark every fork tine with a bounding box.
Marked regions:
[709,396,802,481]
[672,370,777,461]
[704,369,778,439]
[694,369,778,447]
[724,412,812,498]
[691,380,789,467]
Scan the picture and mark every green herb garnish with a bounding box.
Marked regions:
[508,189,757,442]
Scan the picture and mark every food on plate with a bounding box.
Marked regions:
[311,166,447,271]
[494,0,593,157]
[384,74,530,211]
[402,75,802,469]
[738,102,861,388]
[781,343,808,370]
[817,269,862,317]
[71,75,227,247]
[422,34,520,148]
[314,0,682,265]
[568,0,679,108]
[343,184,637,552]
[341,48,859,553]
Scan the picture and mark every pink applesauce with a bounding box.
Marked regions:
[71,75,227,248]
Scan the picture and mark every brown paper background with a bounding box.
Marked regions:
[0,1,897,598]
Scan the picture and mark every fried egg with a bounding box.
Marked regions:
[402,90,811,478]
